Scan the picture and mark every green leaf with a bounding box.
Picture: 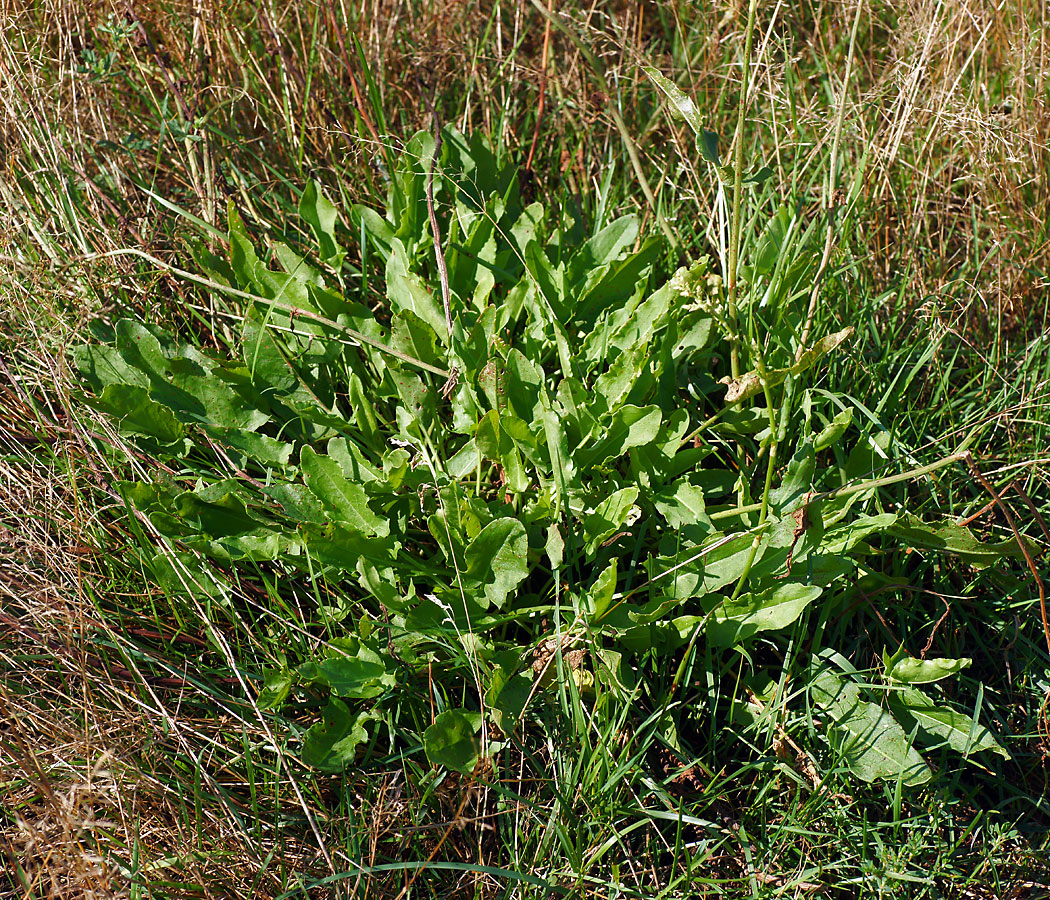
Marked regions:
[653,480,712,530]
[318,640,394,699]
[227,201,262,289]
[583,486,639,555]
[391,309,443,370]
[424,709,482,773]
[754,206,790,276]
[888,686,1007,759]
[465,518,529,609]
[488,669,532,734]
[580,405,662,468]
[301,698,370,770]
[258,669,293,709]
[204,426,292,466]
[352,203,395,257]
[706,583,822,647]
[794,327,855,375]
[387,238,447,337]
[770,441,815,512]
[593,344,646,415]
[887,513,1022,568]
[579,215,639,269]
[884,650,971,684]
[305,524,396,572]
[812,671,932,786]
[299,180,346,269]
[814,408,853,452]
[545,523,564,570]
[301,446,389,536]
[71,342,148,391]
[698,130,720,166]
[90,384,186,445]
[585,560,618,618]
[241,314,299,393]
[476,410,529,493]
[447,439,480,479]
[264,483,328,524]
[643,67,715,163]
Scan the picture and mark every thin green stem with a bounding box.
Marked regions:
[725,0,760,381]
[710,450,972,522]
[798,0,864,353]
[729,373,779,600]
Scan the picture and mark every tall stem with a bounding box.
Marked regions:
[725,0,759,380]
[798,0,864,353]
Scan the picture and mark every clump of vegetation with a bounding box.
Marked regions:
[4,1,1049,897]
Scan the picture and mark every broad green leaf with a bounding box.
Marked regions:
[227,201,262,289]
[716,406,768,435]
[593,344,646,415]
[580,405,662,468]
[583,486,639,555]
[884,650,971,684]
[465,518,529,609]
[424,709,482,773]
[299,180,346,269]
[301,698,370,770]
[742,164,774,185]
[706,583,822,647]
[698,130,720,166]
[264,483,328,524]
[447,439,480,479]
[697,530,770,594]
[887,514,1022,568]
[71,342,148,391]
[387,238,447,336]
[814,408,854,451]
[653,480,712,530]
[476,410,529,493]
[579,215,639,269]
[488,669,532,733]
[305,525,396,572]
[391,309,443,370]
[545,523,564,570]
[643,67,714,159]
[257,669,293,709]
[888,686,1007,759]
[115,318,171,383]
[241,314,299,393]
[503,349,544,423]
[352,203,395,257]
[754,206,790,276]
[770,441,815,512]
[204,426,292,466]
[812,671,932,786]
[91,384,185,445]
[585,559,618,618]
[820,513,898,555]
[539,405,579,507]
[175,488,268,538]
[301,446,389,536]
[794,327,855,375]
[318,640,394,699]
[327,436,382,484]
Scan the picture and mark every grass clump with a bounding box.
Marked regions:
[3,1,1050,897]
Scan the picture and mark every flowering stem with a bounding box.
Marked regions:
[725,0,759,381]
